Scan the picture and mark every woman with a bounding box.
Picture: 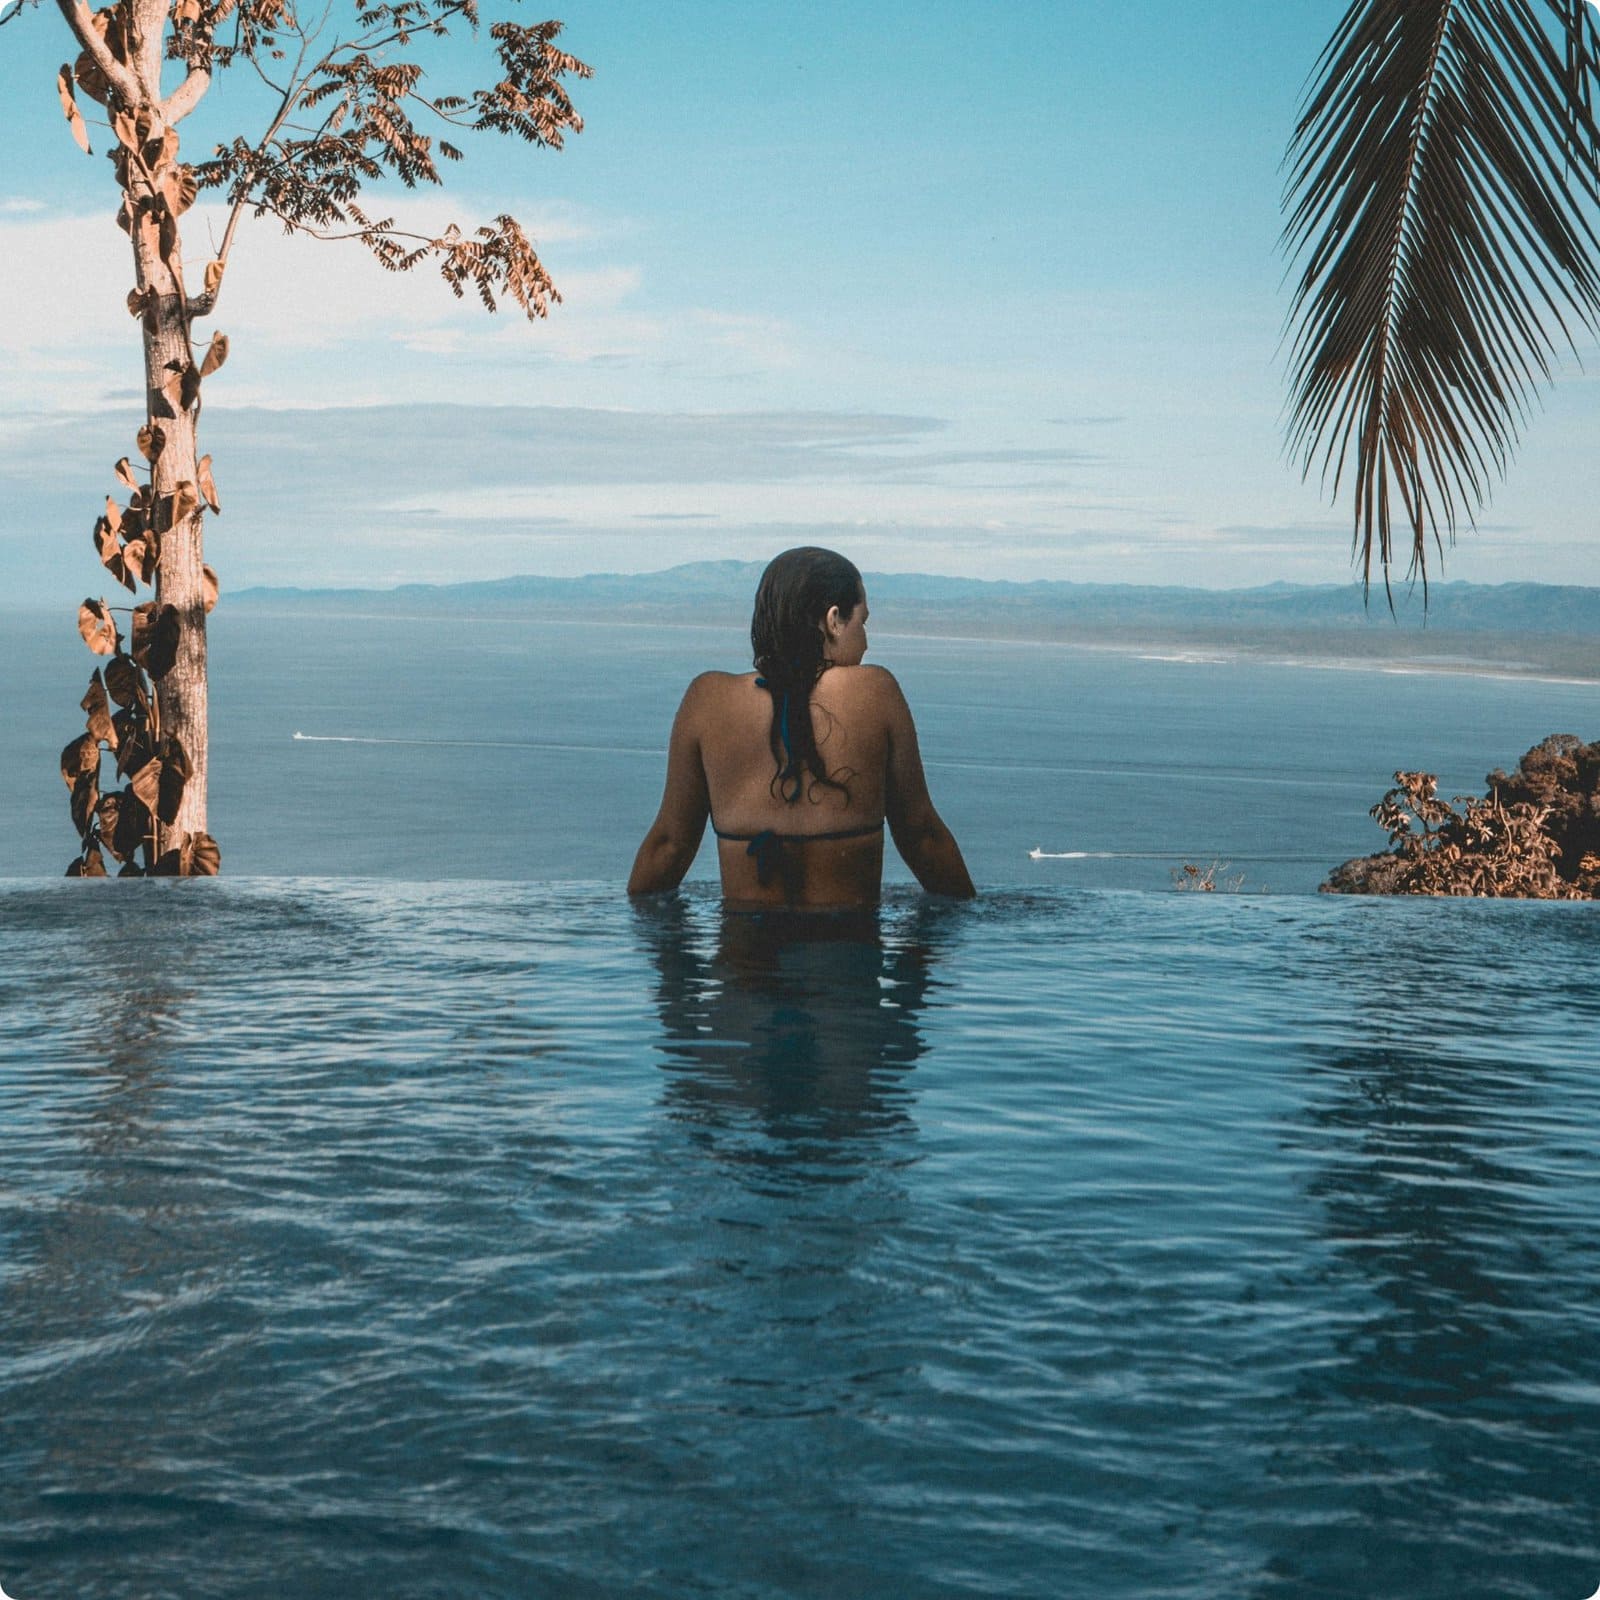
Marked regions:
[628,547,975,907]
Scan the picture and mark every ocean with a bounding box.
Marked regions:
[6,608,1598,890]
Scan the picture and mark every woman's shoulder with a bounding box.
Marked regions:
[826,663,906,701]
[680,670,757,708]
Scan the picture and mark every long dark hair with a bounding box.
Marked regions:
[750,546,863,804]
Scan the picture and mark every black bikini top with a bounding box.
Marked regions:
[712,820,884,887]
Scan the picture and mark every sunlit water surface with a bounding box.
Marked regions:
[3,880,1599,1599]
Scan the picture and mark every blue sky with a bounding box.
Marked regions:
[2,0,1598,600]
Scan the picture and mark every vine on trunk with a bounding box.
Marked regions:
[64,76,223,876]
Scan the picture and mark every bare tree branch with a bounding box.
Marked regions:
[163,65,212,121]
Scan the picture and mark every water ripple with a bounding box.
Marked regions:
[2,882,1598,1598]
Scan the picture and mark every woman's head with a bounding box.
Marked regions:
[751,547,866,685]
[749,547,865,804]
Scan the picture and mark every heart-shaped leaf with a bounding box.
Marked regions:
[105,652,145,710]
[81,672,116,745]
[197,456,220,513]
[60,733,98,789]
[129,757,162,814]
[74,49,110,105]
[78,598,119,656]
[142,606,181,680]
[186,832,221,876]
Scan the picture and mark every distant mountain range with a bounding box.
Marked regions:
[232,561,1600,675]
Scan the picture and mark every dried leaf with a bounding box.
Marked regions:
[81,672,116,745]
[136,424,165,462]
[152,843,183,877]
[181,364,202,410]
[159,363,187,416]
[125,287,151,320]
[110,110,138,150]
[77,598,118,656]
[114,456,138,489]
[121,535,145,574]
[200,333,229,377]
[129,602,156,662]
[156,764,186,825]
[74,49,109,104]
[93,519,132,590]
[170,481,200,526]
[67,844,108,878]
[197,455,220,513]
[102,495,123,534]
[96,791,123,859]
[145,129,178,171]
[57,65,90,154]
[60,733,99,789]
[202,565,220,612]
[105,652,145,711]
[160,167,198,216]
[204,259,225,299]
[71,770,99,835]
[156,736,190,824]
[158,209,178,266]
[107,787,152,862]
[187,832,221,876]
[110,709,142,765]
[117,861,145,878]
[129,757,162,814]
[143,606,181,680]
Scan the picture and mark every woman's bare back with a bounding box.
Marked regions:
[697,666,890,908]
[629,662,974,909]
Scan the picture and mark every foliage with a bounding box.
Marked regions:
[1323,737,1600,897]
[1170,861,1244,893]
[1282,0,1600,596]
[24,0,589,875]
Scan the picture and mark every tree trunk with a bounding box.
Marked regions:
[121,0,209,843]
[133,212,209,841]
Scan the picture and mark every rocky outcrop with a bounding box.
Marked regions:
[1322,735,1600,898]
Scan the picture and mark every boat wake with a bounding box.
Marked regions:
[1029,846,1333,863]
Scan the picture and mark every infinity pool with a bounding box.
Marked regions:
[2,881,1597,1598]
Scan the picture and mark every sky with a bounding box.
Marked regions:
[1,0,1598,602]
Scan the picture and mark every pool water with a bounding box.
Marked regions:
[2,880,1598,1598]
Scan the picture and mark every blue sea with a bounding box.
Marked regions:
[7,609,1600,889]
[3,610,1599,1598]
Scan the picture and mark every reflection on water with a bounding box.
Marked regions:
[4,884,1600,1600]
[636,896,958,1187]
[1251,937,1600,1598]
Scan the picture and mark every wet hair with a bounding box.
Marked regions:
[750,546,863,803]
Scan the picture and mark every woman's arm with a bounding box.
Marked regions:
[878,668,976,899]
[627,677,712,896]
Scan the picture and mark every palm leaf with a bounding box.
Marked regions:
[1282,0,1600,599]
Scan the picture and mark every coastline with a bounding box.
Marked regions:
[225,602,1600,686]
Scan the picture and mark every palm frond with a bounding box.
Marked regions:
[1282,0,1600,599]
